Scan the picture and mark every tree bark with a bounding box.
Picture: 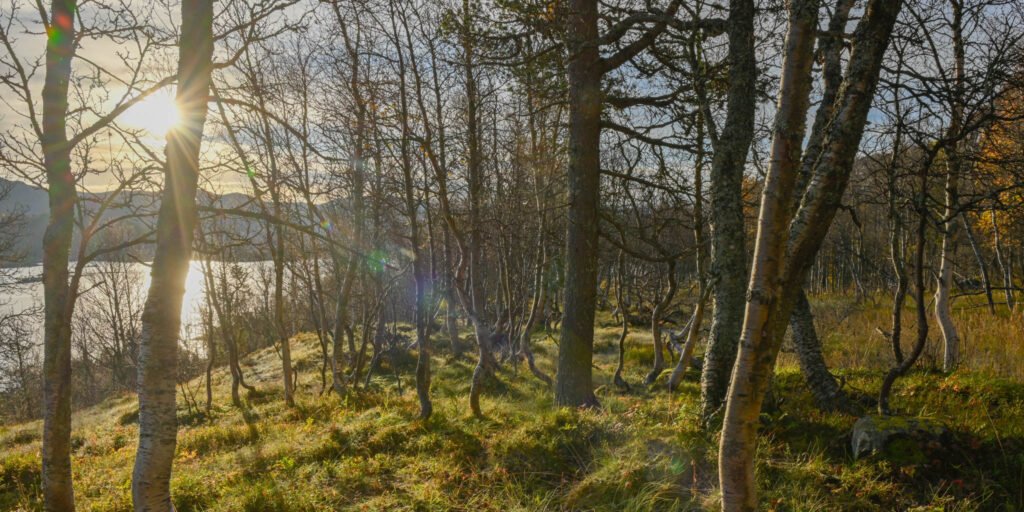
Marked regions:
[389,1,431,418]
[330,5,368,393]
[273,236,294,406]
[719,3,820,507]
[880,155,932,415]
[131,1,213,509]
[612,251,630,391]
[718,1,901,508]
[645,261,677,385]
[519,209,553,387]
[700,0,756,424]
[887,102,908,366]
[556,0,602,408]
[668,286,709,392]
[961,213,995,314]
[40,1,78,509]
[935,0,965,372]
[790,290,851,412]
[669,108,709,392]
[992,206,1015,311]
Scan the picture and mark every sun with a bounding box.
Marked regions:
[120,88,181,139]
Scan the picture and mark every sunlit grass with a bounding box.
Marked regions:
[2,302,1024,510]
[791,292,1024,380]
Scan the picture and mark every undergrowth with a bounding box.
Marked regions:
[2,301,1024,511]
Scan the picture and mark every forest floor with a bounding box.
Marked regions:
[3,298,1024,511]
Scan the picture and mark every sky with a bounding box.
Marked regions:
[0,1,251,193]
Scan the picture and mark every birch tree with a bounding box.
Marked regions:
[131,0,214,508]
[718,1,903,509]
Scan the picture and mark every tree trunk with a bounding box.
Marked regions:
[880,155,932,414]
[719,4,820,507]
[668,286,709,392]
[556,0,602,409]
[443,227,464,358]
[330,8,368,392]
[669,110,709,393]
[274,241,294,406]
[718,1,901,508]
[612,251,630,391]
[935,172,961,370]
[700,0,756,424]
[992,207,1015,311]
[460,0,499,416]
[887,104,907,365]
[645,261,677,385]
[203,303,214,413]
[783,0,858,414]
[790,290,852,412]
[39,1,78,509]
[131,1,213,509]
[413,248,432,419]
[520,218,553,387]
[961,213,994,313]
[935,0,964,373]
[390,3,431,418]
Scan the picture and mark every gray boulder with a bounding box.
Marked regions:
[851,415,948,461]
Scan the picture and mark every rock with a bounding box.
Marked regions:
[851,415,948,461]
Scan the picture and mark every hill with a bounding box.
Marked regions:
[0,177,318,265]
[2,313,1024,511]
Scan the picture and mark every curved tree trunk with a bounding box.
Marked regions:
[719,4,820,507]
[880,158,932,414]
[645,261,677,385]
[718,1,900,508]
[669,111,709,393]
[935,191,960,372]
[132,2,213,509]
[201,256,254,408]
[519,223,553,387]
[669,285,711,392]
[935,0,965,373]
[886,102,908,366]
[790,290,852,412]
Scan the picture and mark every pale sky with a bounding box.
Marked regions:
[0,1,251,193]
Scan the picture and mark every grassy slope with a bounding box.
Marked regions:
[2,305,1024,511]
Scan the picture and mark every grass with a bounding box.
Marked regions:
[2,299,1024,511]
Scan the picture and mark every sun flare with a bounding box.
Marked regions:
[121,88,181,139]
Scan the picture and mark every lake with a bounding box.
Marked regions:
[0,260,271,347]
